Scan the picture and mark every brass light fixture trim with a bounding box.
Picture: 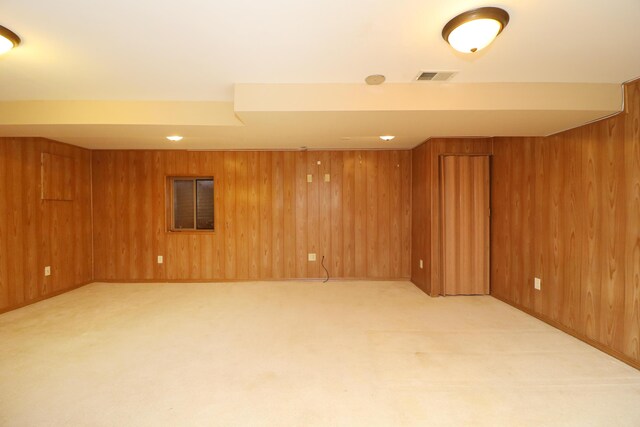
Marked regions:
[0,25,21,49]
[442,7,510,53]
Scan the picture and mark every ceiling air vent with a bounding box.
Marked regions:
[416,71,457,81]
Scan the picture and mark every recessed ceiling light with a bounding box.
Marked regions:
[380,135,395,141]
[442,7,509,53]
[365,75,386,85]
[166,135,183,142]
[0,25,21,55]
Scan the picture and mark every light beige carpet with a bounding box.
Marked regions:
[0,281,639,426]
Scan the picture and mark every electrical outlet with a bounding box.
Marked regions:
[534,277,541,290]
[324,174,331,182]
[308,253,316,261]
[44,266,51,277]
[157,256,163,264]
[419,259,424,269]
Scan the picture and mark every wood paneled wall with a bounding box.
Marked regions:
[411,143,430,293]
[410,138,493,295]
[91,150,412,281]
[491,78,640,368]
[0,138,93,313]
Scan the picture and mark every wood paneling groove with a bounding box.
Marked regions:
[389,151,401,279]
[306,153,319,278]
[283,152,296,277]
[400,151,412,278]
[294,152,307,278]
[365,151,378,277]
[271,152,284,279]
[342,152,355,277]
[318,151,332,278]
[354,152,367,277]
[223,152,236,279]
[330,151,344,277]
[248,152,260,279]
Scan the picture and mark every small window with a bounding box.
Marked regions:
[168,177,214,231]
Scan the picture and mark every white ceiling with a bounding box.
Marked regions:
[0,0,639,149]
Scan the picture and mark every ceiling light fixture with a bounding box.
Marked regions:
[166,135,183,142]
[0,25,21,55]
[379,135,395,141]
[442,7,509,53]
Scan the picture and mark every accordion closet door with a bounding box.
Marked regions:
[440,155,490,295]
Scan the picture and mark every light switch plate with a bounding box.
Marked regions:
[419,259,424,269]
[157,256,163,264]
[308,253,316,261]
[44,266,51,276]
[307,174,313,183]
[534,277,541,290]
[324,174,331,182]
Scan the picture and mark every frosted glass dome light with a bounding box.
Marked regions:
[0,25,20,55]
[442,7,509,53]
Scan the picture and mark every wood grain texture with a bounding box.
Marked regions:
[491,78,640,367]
[330,151,344,277]
[91,150,412,281]
[624,79,640,360]
[410,142,429,293]
[271,152,284,278]
[0,137,92,313]
[41,153,74,201]
[389,151,401,278]
[441,155,490,295]
[491,138,537,310]
[306,153,319,278]
[283,152,296,277]
[365,151,378,277]
[342,152,356,277]
[354,152,368,277]
[400,150,412,278]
